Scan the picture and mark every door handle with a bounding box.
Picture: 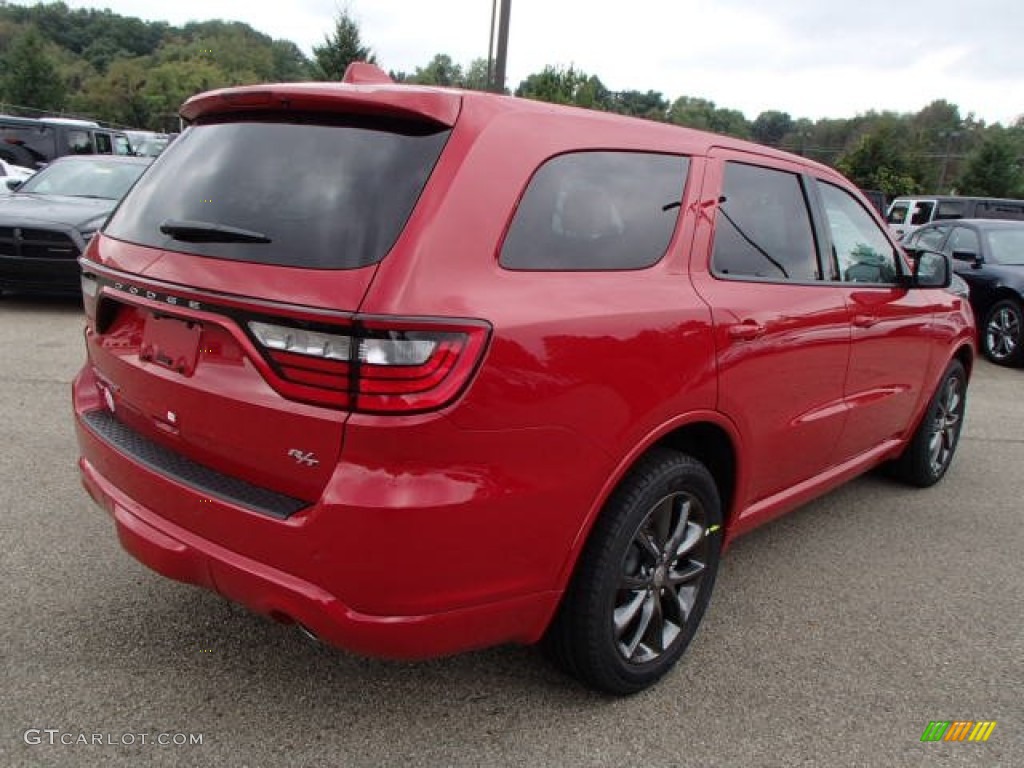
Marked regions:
[852,314,878,328]
[728,320,766,341]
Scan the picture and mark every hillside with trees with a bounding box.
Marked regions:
[1,2,1021,198]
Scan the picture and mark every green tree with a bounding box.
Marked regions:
[957,128,1023,197]
[409,53,462,86]
[1,25,66,111]
[462,58,490,91]
[836,120,920,196]
[612,89,667,121]
[669,96,750,138]
[751,110,794,146]
[70,57,150,126]
[313,9,375,81]
[515,65,613,110]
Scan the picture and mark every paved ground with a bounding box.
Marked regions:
[1,295,1021,768]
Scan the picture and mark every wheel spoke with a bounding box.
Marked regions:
[668,559,706,585]
[663,496,692,554]
[622,592,656,658]
[613,590,646,636]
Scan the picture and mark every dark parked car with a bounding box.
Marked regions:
[905,219,1024,365]
[73,65,974,695]
[0,155,150,295]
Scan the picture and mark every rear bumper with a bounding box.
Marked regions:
[78,454,559,659]
[72,358,609,659]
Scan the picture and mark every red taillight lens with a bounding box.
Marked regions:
[247,317,489,414]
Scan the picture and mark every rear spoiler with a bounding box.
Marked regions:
[180,64,461,127]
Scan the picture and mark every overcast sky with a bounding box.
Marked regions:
[32,0,1024,125]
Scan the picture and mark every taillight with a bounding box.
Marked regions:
[246,317,489,414]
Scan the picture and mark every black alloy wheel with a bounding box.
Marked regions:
[543,450,722,695]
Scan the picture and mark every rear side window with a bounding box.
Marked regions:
[500,151,688,270]
[104,117,451,269]
[910,202,934,225]
[934,200,965,220]
[711,162,818,281]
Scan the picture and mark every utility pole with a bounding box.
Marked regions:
[487,0,511,93]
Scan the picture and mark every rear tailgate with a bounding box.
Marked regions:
[78,84,459,519]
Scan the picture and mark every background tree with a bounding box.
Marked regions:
[462,58,490,91]
[1,25,66,111]
[409,53,462,86]
[313,8,375,81]
[751,110,794,146]
[957,128,1024,197]
[836,119,919,196]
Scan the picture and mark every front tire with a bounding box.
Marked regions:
[544,449,722,695]
[889,360,967,487]
[982,298,1023,366]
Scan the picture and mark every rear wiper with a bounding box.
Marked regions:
[159,219,271,244]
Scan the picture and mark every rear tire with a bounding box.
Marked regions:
[982,298,1023,366]
[889,360,967,487]
[544,449,722,695]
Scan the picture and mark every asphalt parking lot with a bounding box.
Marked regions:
[1,295,1021,768]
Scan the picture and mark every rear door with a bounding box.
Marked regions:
[690,150,851,505]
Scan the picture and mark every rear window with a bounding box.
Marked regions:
[104,116,450,269]
[500,151,688,270]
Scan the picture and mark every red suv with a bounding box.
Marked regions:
[73,66,975,694]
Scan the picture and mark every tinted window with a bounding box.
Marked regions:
[934,200,965,220]
[910,202,934,225]
[95,133,112,154]
[976,202,1024,220]
[986,228,1024,265]
[67,130,92,154]
[819,182,900,284]
[711,162,818,280]
[105,117,450,269]
[945,227,980,256]
[500,152,687,271]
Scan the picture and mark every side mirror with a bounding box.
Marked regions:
[5,178,21,191]
[951,249,983,268]
[907,250,951,289]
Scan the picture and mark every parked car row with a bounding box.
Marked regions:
[904,219,1024,366]
[1,115,172,171]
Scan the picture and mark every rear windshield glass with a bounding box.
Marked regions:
[104,116,451,269]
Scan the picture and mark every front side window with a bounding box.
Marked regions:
[104,116,450,270]
[945,227,980,257]
[711,162,818,281]
[907,225,950,251]
[819,182,900,284]
[500,151,688,270]
[95,133,113,154]
[886,202,909,225]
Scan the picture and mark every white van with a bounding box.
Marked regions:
[886,195,1024,240]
